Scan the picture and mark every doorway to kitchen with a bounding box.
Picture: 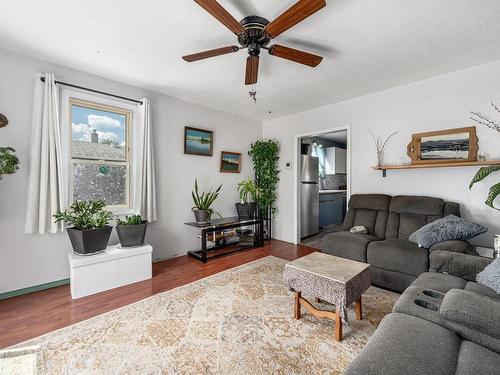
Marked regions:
[294,126,350,248]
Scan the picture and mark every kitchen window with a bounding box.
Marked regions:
[69,99,131,209]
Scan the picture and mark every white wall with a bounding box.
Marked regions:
[264,60,500,246]
[0,49,261,294]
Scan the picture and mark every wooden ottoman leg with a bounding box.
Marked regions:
[294,292,301,320]
[335,308,342,342]
[355,296,362,320]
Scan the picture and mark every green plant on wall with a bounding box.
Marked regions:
[0,147,20,179]
[469,167,500,210]
[469,101,500,210]
[248,139,280,215]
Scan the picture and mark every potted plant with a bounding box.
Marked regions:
[236,177,258,219]
[116,214,148,247]
[248,139,280,239]
[191,178,222,223]
[0,146,20,180]
[53,200,114,255]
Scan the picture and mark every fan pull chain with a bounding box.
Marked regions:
[249,85,257,104]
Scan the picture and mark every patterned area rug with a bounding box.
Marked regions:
[9,256,399,374]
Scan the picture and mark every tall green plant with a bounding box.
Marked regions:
[469,102,500,210]
[191,178,222,218]
[469,166,500,210]
[53,200,114,230]
[248,139,280,215]
[0,147,20,178]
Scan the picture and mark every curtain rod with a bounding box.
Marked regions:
[40,77,143,105]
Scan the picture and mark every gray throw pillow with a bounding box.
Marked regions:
[409,214,487,249]
[476,258,500,294]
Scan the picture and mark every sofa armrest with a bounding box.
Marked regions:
[429,240,476,255]
[440,289,500,353]
[429,250,491,281]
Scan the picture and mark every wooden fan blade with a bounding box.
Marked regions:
[265,0,326,38]
[268,44,323,67]
[194,0,245,35]
[245,56,259,85]
[182,46,240,62]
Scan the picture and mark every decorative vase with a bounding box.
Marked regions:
[494,235,500,258]
[376,151,384,167]
[193,209,210,223]
[66,226,112,255]
[116,221,148,248]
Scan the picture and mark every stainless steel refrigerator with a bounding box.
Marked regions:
[300,155,319,238]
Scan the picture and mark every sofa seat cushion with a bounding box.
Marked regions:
[440,289,500,354]
[465,281,500,300]
[411,272,466,293]
[367,239,429,277]
[344,313,460,375]
[455,341,500,375]
[322,232,380,262]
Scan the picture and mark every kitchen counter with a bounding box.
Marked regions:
[319,190,347,194]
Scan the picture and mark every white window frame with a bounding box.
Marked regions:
[61,88,140,215]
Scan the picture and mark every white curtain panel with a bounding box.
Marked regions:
[138,98,157,222]
[25,73,65,234]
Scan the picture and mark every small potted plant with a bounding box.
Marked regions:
[0,146,20,180]
[191,178,222,223]
[116,214,148,247]
[236,177,258,219]
[54,200,114,255]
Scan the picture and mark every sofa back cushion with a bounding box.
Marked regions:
[385,195,455,240]
[342,194,391,238]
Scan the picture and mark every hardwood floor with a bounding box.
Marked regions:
[0,240,316,349]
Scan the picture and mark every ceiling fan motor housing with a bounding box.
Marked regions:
[238,16,271,56]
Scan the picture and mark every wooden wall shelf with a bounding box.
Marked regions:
[373,160,500,177]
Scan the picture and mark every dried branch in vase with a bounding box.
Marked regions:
[470,101,500,133]
[367,130,399,167]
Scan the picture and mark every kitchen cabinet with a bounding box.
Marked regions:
[324,147,346,175]
[319,193,347,227]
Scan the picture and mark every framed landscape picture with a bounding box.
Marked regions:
[220,151,241,173]
[184,126,213,156]
[407,126,478,164]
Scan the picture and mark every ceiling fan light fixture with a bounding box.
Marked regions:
[184,0,327,86]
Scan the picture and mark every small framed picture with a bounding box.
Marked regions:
[220,151,241,173]
[407,126,478,164]
[184,126,214,156]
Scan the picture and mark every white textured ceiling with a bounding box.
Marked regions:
[318,130,347,145]
[1,0,500,121]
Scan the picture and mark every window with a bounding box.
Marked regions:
[69,99,131,209]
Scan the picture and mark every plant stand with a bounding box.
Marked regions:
[68,244,152,299]
[185,217,264,263]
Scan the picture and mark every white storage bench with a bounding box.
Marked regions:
[68,244,153,299]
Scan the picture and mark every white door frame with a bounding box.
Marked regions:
[292,125,352,244]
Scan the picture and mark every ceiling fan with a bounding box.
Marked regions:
[182,0,326,85]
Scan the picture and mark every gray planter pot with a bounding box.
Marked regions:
[66,226,112,255]
[193,209,210,223]
[235,202,257,219]
[116,221,148,248]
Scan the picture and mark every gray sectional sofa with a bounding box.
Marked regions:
[345,250,500,375]
[322,194,474,292]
